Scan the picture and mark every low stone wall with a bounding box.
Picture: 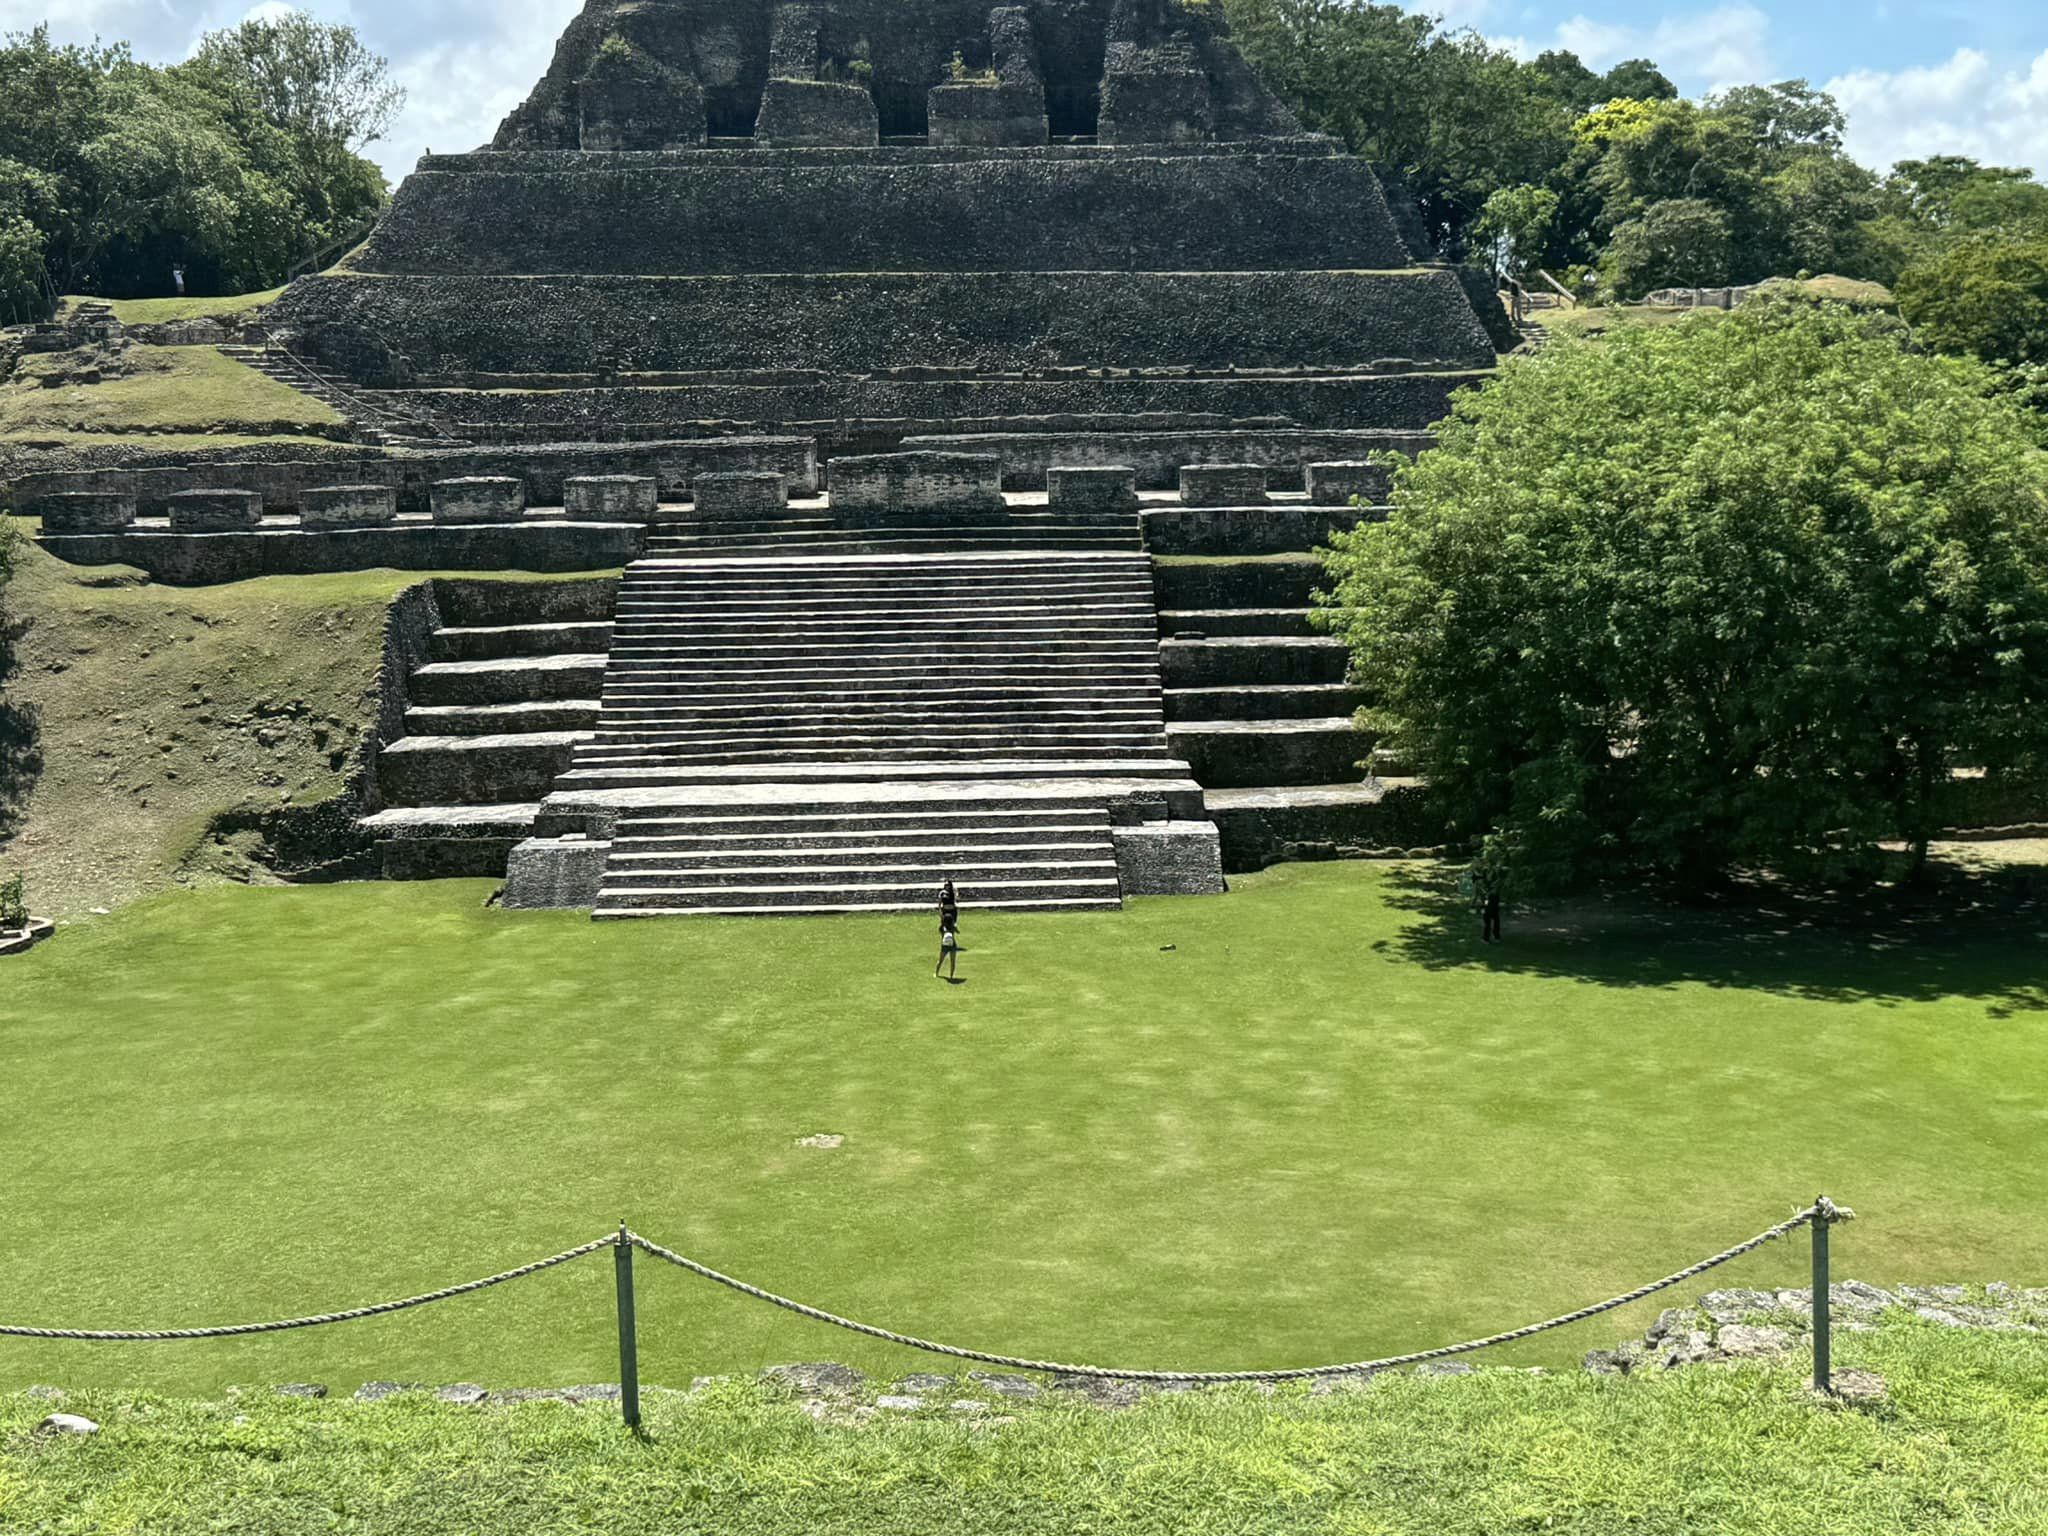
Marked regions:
[1152,555,1324,610]
[1305,461,1392,504]
[754,79,879,147]
[1179,464,1268,507]
[301,485,398,530]
[502,836,608,908]
[274,270,1499,378]
[1112,822,1226,895]
[432,478,525,524]
[905,430,1432,491]
[1142,505,1382,556]
[695,471,788,519]
[9,437,817,519]
[1207,783,1444,872]
[35,522,644,586]
[1047,465,1139,514]
[828,452,1004,517]
[37,491,134,534]
[1161,637,1350,688]
[564,475,659,520]
[167,489,263,532]
[1168,721,1371,788]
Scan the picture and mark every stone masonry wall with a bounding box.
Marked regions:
[272,270,1499,379]
[353,152,1416,276]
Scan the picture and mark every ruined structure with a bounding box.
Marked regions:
[24,0,1502,914]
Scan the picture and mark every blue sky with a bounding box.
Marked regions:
[5,0,2045,182]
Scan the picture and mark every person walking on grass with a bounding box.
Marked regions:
[936,879,960,980]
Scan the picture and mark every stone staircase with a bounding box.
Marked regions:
[556,550,1194,916]
[640,508,1140,558]
[219,339,453,447]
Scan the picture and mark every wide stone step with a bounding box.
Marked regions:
[576,743,1178,767]
[358,801,541,880]
[603,856,1120,887]
[408,654,609,706]
[593,895,1124,918]
[1167,718,1374,788]
[1164,683,1368,721]
[406,699,603,736]
[611,616,1158,637]
[377,732,589,805]
[615,807,1112,835]
[613,827,1109,852]
[429,621,614,662]
[1159,637,1350,688]
[1157,608,1318,638]
[596,875,1124,908]
[605,640,1160,662]
[590,721,1163,744]
[555,758,1193,790]
[594,704,1163,725]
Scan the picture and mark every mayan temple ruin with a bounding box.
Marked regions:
[23,0,1501,916]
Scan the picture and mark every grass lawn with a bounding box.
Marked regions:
[2,863,2044,1398]
[5,1317,2046,1534]
[59,289,285,326]
[1,346,341,440]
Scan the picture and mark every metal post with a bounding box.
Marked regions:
[614,1223,640,1429]
[1810,1197,1832,1396]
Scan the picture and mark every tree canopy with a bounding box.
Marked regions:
[0,12,399,321]
[1316,298,2048,891]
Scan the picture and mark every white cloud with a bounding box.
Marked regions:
[1827,48,2048,178]
[1551,4,1773,93]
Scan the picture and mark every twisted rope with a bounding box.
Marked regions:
[0,1235,617,1342]
[630,1203,1836,1382]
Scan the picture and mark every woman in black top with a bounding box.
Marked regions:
[936,880,960,980]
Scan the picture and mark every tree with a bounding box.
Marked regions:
[1317,297,2048,890]
[1602,197,1730,294]
[1474,183,1558,281]
[0,18,395,307]
[1896,237,2048,367]
[1598,58,1675,103]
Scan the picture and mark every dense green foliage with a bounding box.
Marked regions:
[1223,1,2048,308]
[1897,237,2048,367]
[4,863,2047,1394]
[7,1314,2048,1534]
[1318,299,2048,889]
[0,11,399,321]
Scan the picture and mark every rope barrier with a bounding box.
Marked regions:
[0,1203,1849,1380]
[0,1235,617,1342]
[627,1203,1837,1382]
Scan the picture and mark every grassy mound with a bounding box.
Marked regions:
[58,289,286,326]
[0,537,414,914]
[3,1315,2043,1533]
[1,863,2043,1396]
[1,345,342,441]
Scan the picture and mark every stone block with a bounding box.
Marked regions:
[828,451,1003,518]
[1099,46,1213,145]
[1305,461,1391,505]
[37,491,135,534]
[502,836,609,909]
[928,82,1046,147]
[694,471,788,520]
[299,484,397,530]
[165,489,263,532]
[577,61,706,151]
[753,79,878,148]
[563,475,659,521]
[431,477,526,525]
[1046,465,1138,515]
[1114,822,1227,896]
[1179,464,1269,507]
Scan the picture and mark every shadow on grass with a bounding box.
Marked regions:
[0,595,41,840]
[1372,858,2048,1010]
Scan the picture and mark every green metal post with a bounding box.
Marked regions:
[614,1224,640,1429]
[1810,1198,1832,1396]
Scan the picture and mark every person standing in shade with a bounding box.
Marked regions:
[936,879,960,981]
[171,264,186,297]
[1481,886,1503,943]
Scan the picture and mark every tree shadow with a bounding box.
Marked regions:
[1373,858,2048,1010]
[0,598,41,840]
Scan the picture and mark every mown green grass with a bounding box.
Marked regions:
[3,1317,2044,1534]
[59,289,285,326]
[2,864,2044,1397]
[1,346,341,440]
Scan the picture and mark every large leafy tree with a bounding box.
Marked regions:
[0,13,397,311]
[1317,298,2048,890]
[1897,237,2048,367]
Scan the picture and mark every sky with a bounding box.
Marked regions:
[3,0,2045,184]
